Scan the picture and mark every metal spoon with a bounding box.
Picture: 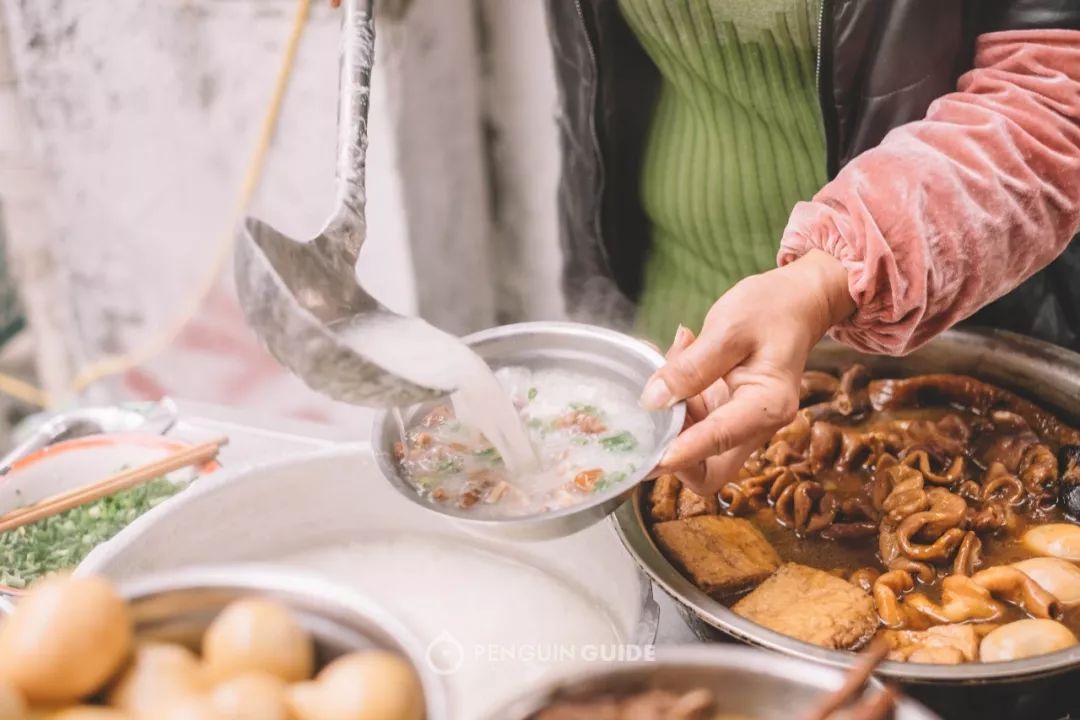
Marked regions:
[234,0,455,408]
[0,398,179,476]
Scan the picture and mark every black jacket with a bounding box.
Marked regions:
[545,0,1080,349]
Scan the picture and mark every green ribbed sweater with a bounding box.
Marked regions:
[619,0,827,343]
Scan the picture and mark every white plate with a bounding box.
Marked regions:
[0,433,219,594]
[79,445,657,719]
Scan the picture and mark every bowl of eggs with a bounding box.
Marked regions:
[0,565,449,719]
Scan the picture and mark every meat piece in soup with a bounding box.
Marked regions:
[646,369,1080,665]
[882,624,981,664]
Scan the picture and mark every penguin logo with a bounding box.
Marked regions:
[425,631,466,676]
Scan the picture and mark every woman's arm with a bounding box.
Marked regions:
[646,30,1080,492]
[778,30,1080,355]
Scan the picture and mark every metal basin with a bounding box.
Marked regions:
[120,564,451,720]
[78,446,658,719]
[372,321,685,541]
[487,645,939,720]
[612,329,1080,718]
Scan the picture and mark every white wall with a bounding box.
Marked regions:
[0,0,561,419]
[480,0,562,323]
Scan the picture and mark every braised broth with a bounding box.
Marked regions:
[647,369,1080,663]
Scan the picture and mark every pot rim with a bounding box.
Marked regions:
[485,644,940,719]
[613,327,1080,685]
[119,563,453,719]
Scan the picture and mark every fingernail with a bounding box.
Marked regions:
[673,325,688,346]
[659,442,682,469]
[640,376,676,411]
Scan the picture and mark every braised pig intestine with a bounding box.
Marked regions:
[773,479,839,534]
[728,372,1067,553]
[800,371,840,404]
[833,363,872,417]
[869,374,1080,448]
[951,531,982,577]
[1058,445,1080,517]
[979,463,1026,506]
[871,566,1061,630]
[670,368,1080,665]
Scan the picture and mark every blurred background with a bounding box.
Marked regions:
[0,0,564,436]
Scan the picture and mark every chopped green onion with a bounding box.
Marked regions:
[528,387,538,401]
[434,457,465,474]
[0,477,185,588]
[600,431,638,452]
[594,471,627,493]
[474,447,500,460]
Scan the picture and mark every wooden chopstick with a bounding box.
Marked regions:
[0,437,226,534]
[841,683,900,720]
[803,635,891,720]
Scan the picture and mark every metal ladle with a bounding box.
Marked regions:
[234,0,460,408]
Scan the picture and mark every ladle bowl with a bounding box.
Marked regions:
[234,0,465,408]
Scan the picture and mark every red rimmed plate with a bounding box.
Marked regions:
[0,433,220,595]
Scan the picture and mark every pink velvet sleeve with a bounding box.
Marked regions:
[777,30,1080,355]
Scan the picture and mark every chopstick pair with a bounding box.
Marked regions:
[803,636,898,720]
[0,436,227,534]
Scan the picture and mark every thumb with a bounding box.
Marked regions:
[640,320,750,411]
[665,324,696,360]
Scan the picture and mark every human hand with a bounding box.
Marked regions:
[642,249,855,494]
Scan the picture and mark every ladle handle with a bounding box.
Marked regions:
[325,0,376,261]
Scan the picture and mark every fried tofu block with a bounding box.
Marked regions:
[884,624,980,664]
[654,516,780,597]
[676,487,720,518]
[649,474,681,522]
[733,563,877,650]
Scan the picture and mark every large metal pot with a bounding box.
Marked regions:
[613,329,1080,719]
[120,564,452,720]
[486,645,939,720]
